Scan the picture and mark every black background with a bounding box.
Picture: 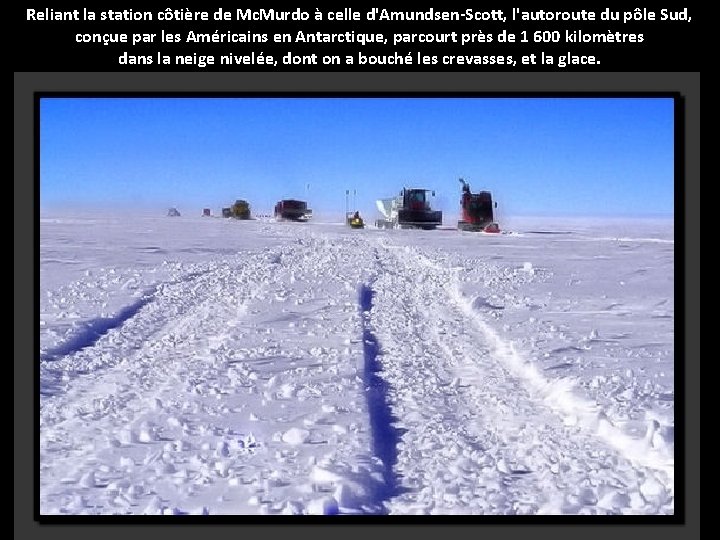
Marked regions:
[14,4,701,538]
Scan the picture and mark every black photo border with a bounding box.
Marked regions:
[15,72,699,539]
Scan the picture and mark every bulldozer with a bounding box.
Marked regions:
[457,178,500,233]
[375,188,443,230]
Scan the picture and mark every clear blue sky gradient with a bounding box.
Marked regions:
[41,97,674,217]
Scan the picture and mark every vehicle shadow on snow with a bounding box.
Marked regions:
[359,284,407,512]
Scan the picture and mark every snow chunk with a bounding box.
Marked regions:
[137,422,158,443]
[311,466,341,483]
[282,501,304,515]
[215,441,230,457]
[214,460,231,478]
[640,476,668,505]
[279,383,297,399]
[281,428,310,445]
[143,496,166,515]
[79,471,97,488]
[308,497,339,515]
[598,490,630,511]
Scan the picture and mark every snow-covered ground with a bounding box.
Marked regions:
[39,213,674,516]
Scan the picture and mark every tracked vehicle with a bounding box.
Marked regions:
[375,188,442,230]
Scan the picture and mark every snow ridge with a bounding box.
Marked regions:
[450,289,675,481]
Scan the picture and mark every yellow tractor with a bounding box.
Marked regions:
[346,211,365,229]
[229,199,251,220]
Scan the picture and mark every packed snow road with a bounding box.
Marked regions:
[39,215,674,515]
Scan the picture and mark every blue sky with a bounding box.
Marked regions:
[40,97,674,217]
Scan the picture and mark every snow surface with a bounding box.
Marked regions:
[39,213,674,516]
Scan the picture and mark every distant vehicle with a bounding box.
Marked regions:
[346,211,365,229]
[167,208,181,217]
[202,208,212,217]
[229,199,252,220]
[376,188,442,230]
[222,208,232,218]
[274,199,312,222]
[457,178,500,233]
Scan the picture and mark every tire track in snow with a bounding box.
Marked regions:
[449,289,675,481]
[40,292,155,363]
[40,269,215,396]
[41,270,211,362]
[39,262,259,509]
[359,281,404,511]
[40,235,383,515]
[369,239,673,515]
[406,248,675,482]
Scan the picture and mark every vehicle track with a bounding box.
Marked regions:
[367,239,673,515]
[40,238,380,515]
[39,229,673,515]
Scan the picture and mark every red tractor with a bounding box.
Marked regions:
[458,178,500,233]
